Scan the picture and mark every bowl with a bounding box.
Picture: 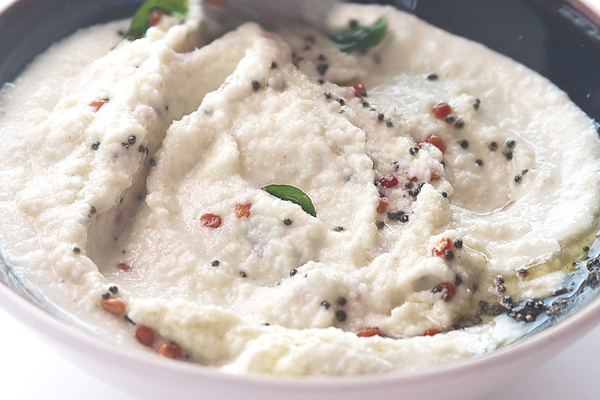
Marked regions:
[2,1,600,399]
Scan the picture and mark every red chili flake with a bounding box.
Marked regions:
[432,237,452,257]
[432,102,452,119]
[357,327,386,338]
[100,298,126,316]
[149,10,163,27]
[117,262,132,272]
[353,83,367,98]
[377,198,388,213]
[234,203,251,218]
[158,341,183,359]
[430,172,440,181]
[201,213,222,228]
[135,326,155,347]
[114,211,123,226]
[500,200,516,212]
[424,134,446,153]
[424,328,441,336]
[436,281,456,298]
[379,175,399,188]
[89,99,107,112]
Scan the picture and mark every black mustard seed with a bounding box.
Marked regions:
[317,63,329,76]
[335,310,347,322]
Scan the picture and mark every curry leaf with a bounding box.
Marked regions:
[262,184,317,217]
[126,0,188,40]
[331,18,388,53]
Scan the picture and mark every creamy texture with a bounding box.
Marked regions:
[0,2,599,376]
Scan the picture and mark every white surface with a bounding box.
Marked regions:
[1,0,600,399]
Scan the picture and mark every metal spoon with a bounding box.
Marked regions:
[202,0,341,36]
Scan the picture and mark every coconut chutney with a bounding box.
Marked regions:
[0,0,599,375]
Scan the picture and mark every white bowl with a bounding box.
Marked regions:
[3,278,600,400]
[2,1,600,399]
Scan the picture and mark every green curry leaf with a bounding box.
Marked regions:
[331,18,388,53]
[262,184,317,217]
[126,0,188,40]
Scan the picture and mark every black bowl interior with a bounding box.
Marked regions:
[1,0,600,348]
[2,0,600,117]
[0,0,140,84]
[364,0,600,119]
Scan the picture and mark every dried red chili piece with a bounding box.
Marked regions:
[353,83,367,98]
[437,281,455,298]
[158,341,183,359]
[432,237,452,257]
[432,102,452,119]
[377,198,388,213]
[500,200,516,212]
[424,134,446,153]
[117,262,132,272]
[101,298,126,316]
[235,203,251,218]
[379,175,399,188]
[135,326,155,347]
[357,327,386,338]
[201,213,222,228]
[89,99,107,112]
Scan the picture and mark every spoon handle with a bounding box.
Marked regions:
[203,0,340,32]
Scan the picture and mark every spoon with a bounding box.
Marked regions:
[201,0,419,42]
[202,0,341,35]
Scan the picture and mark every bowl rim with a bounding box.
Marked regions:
[2,0,600,395]
[3,273,600,391]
